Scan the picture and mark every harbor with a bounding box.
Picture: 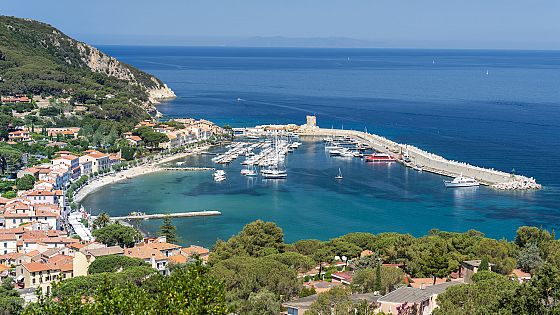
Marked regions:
[234,116,541,190]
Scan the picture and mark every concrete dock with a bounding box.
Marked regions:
[95,210,221,221]
[161,167,215,171]
[297,127,540,190]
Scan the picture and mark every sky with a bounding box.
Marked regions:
[2,0,560,49]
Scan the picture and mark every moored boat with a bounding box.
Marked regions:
[444,175,479,188]
[365,153,396,162]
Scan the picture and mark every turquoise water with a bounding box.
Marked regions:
[83,47,560,247]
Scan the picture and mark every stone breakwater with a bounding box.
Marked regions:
[298,127,541,191]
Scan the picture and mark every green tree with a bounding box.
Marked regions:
[92,212,111,229]
[293,239,324,256]
[0,144,22,174]
[352,266,404,295]
[211,256,300,308]
[159,215,178,244]
[478,256,490,271]
[240,289,280,315]
[515,226,551,248]
[0,277,24,315]
[92,223,142,248]
[88,255,150,274]
[263,252,315,272]
[306,286,376,315]
[210,220,284,263]
[517,242,543,273]
[312,247,333,280]
[374,259,382,293]
[15,174,35,190]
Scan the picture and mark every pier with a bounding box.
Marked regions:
[297,126,541,190]
[161,167,215,171]
[95,210,222,221]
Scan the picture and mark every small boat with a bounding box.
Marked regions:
[444,175,479,188]
[241,165,257,177]
[213,170,226,181]
[335,168,343,180]
[329,149,342,156]
[365,153,396,162]
[262,168,287,179]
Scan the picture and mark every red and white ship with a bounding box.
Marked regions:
[365,153,396,162]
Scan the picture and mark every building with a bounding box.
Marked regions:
[16,262,60,294]
[46,127,80,138]
[52,154,81,180]
[283,293,378,315]
[126,135,143,146]
[8,130,30,142]
[79,159,92,176]
[2,96,31,103]
[2,200,60,230]
[124,246,170,275]
[331,271,353,285]
[79,150,109,174]
[510,269,531,283]
[73,245,124,277]
[306,115,317,128]
[376,281,462,315]
[461,260,493,284]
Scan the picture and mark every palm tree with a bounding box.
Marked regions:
[93,212,111,229]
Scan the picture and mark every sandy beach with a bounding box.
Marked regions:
[74,145,211,203]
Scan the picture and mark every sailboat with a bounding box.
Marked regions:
[241,164,257,176]
[486,69,489,75]
[335,168,343,180]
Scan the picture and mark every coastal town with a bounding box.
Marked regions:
[0,93,225,301]
[0,94,548,314]
[0,12,558,315]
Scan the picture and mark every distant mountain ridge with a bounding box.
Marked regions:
[0,16,174,117]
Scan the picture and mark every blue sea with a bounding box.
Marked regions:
[83,47,560,246]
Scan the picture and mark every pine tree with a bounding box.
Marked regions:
[374,259,382,293]
[160,216,178,244]
[479,256,490,271]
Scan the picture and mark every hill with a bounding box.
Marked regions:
[0,16,175,121]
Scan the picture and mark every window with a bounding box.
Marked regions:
[3,243,6,248]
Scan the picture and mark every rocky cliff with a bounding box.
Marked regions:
[0,16,175,116]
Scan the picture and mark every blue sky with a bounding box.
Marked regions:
[2,0,559,49]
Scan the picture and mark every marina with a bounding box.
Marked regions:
[235,119,541,190]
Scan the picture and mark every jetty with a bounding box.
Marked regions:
[298,127,540,190]
[94,210,221,221]
[237,116,540,190]
[161,167,215,171]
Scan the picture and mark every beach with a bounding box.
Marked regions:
[74,145,211,203]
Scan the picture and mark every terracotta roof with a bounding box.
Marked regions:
[86,152,108,159]
[85,246,124,257]
[511,269,531,278]
[168,254,187,264]
[182,245,210,256]
[125,246,166,260]
[146,242,181,251]
[22,262,58,273]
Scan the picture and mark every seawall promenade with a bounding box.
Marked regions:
[297,127,541,190]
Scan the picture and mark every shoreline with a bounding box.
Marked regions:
[74,145,211,204]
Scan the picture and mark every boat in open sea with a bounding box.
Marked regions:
[444,175,479,188]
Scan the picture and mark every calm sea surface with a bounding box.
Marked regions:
[83,47,560,247]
